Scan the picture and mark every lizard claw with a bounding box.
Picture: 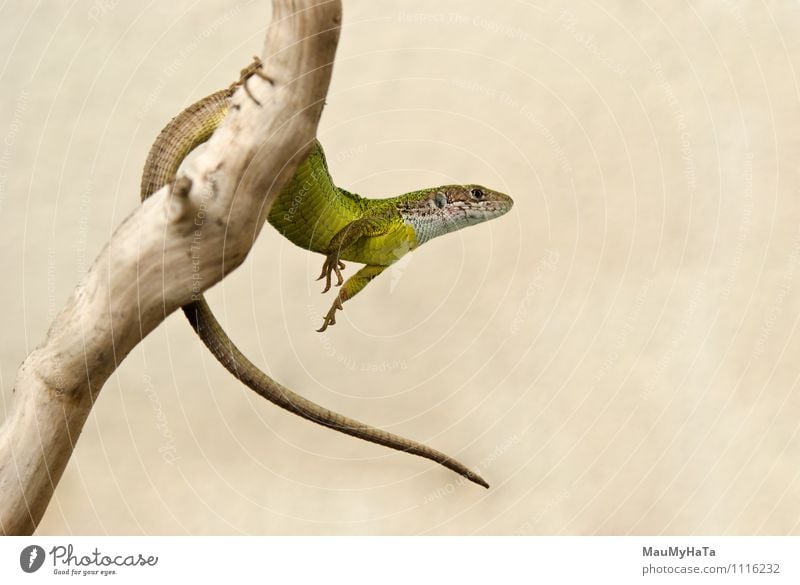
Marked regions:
[316,254,345,293]
[317,297,344,332]
[232,55,274,107]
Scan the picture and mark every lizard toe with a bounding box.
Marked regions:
[236,56,275,107]
[317,254,342,293]
[316,297,343,332]
[333,263,344,287]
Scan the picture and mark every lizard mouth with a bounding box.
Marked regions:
[465,201,512,222]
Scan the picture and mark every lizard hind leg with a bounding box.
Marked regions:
[231,55,274,107]
[317,265,387,332]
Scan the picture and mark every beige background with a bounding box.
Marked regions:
[1,0,799,535]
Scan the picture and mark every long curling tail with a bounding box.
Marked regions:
[140,89,232,201]
[141,80,488,489]
[184,299,489,488]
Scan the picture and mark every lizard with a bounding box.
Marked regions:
[140,58,513,489]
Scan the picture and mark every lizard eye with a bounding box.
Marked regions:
[470,188,484,200]
[434,191,447,209]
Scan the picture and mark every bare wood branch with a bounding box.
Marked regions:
[0,0,342,535]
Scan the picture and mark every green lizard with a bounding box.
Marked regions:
[140,58,513,488]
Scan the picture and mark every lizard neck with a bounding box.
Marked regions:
[391,190,460,246]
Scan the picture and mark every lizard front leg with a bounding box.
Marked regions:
[317,215,391,293]
[318,265,387,332]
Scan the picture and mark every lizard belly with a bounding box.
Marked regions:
[340,222,418,266]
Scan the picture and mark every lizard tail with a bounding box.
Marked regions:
[140,89,232,201]
[141,81,488,489]
[184,299,489,489]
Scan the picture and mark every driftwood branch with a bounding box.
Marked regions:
[0,0,342,535]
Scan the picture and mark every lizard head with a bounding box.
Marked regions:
[396,184,513,244]
[435,185,514,226]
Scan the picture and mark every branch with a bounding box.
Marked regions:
[0,0,342,535]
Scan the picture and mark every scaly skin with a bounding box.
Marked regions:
[140,58,512,488]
